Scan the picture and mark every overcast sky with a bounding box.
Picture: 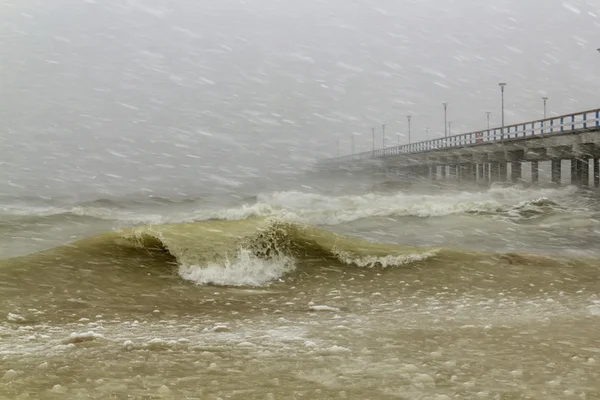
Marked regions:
[1,0,599,197]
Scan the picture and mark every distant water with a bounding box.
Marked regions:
[2,174,600,398]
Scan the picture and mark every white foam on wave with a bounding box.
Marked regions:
[0,204,69,217]
[487,183,578,199]
[333,249,439,268]
[246,186,573,225]
[7,313,29,323]
[198,203,280,221]
[71,207,170,224]
[309,305,340,312]
[2,184,576,226]
[62,331,104,344]
[0,202,172,225]
[74,202,281,225]
[178,247,296,287]
[70,185,568,226]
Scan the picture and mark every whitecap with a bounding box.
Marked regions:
[178,248,296,287]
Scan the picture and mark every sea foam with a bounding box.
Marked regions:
[178,247,296,287]
[333,248,438,268]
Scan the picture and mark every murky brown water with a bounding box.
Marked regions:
[2,186,600,399]
[2,236,600,399]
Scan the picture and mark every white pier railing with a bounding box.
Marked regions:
[338,108,600,162]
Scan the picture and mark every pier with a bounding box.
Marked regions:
[324,108,600,187]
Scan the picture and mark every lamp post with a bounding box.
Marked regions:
[486,111,491,130]
[448,121,452,136]
[442,102,448,137]
[542,97,548,119]
[371,128,375,154]
[382,124,386,149]
[407,115,412,144]
[499,83,507,139]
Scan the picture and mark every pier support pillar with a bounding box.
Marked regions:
[498,162,507,182]
[484,163,490,183]
[580,158,589,187]
[511,161,522,183]
[490,162,499,183]
[460,164,470,181]
[551,159,561,184]
[571,159,581,186]
[417,166,424,178]
[594,158,600,188]
[458,165,465,180]
[440,165,446,179]
[469,164,477,181]
[531,161,539,184]
[477,164,484,182]
[449,165,457,180]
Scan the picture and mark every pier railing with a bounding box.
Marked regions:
[338,108,600,161]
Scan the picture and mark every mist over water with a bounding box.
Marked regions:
[2,0,600,199]
[2,0,600,399]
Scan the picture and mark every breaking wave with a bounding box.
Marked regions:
[3,218,437,287]
[125,218,438,286]
[0,185,577,227]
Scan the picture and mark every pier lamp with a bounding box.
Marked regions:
[499,83,507,139]
[542,97,548,119]
[442,102,448,137]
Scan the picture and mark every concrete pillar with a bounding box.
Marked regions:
[551,159,561,184]
[594,158,600,188]
[460,164,471,181]
[511,161,522,183]
[441,165,447,179]
[477,164,484,182]
[484,163,490,183]
[469,164,477,181]
[498,162,507,182]
[531,161,539,184]
[414,166,421,178]
[490,162,499,183]
[449,165,457,180]
[571,159,580,186]
[580,158,589,187]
